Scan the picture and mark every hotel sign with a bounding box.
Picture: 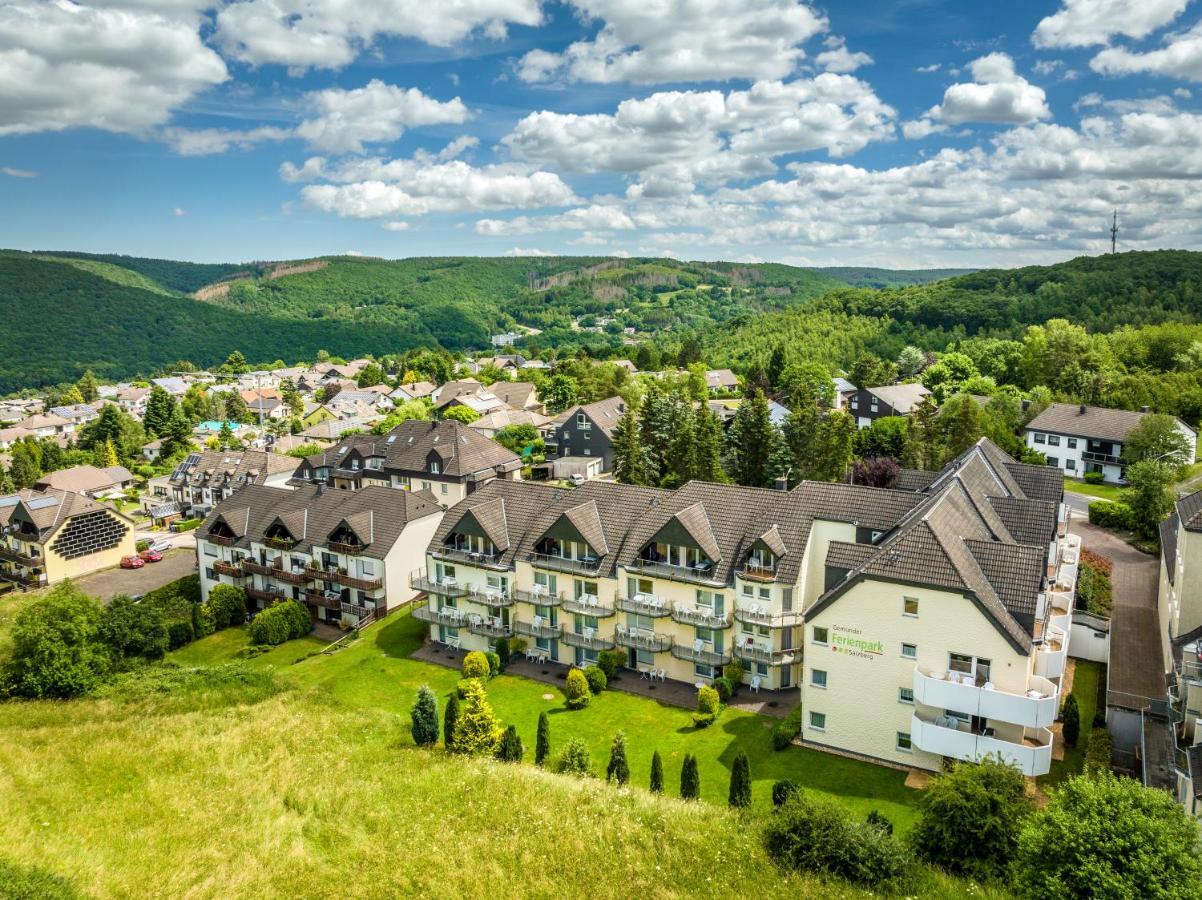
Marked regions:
[831,624,883,660]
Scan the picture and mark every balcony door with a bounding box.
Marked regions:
[949,653,991,685]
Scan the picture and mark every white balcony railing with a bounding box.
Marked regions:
[912,668,1059,729]
[910,713,1053,776]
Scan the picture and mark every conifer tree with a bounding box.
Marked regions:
[443,692,460,752]
[811,410,857,482]
[606,731,630,785]
[410,685,439,747]
[77,369,99,403]
[143,385,176,437]
[496,724,523,762]
[903,395,944,470]
[452,679,502,756]
[723,390,779,488]
[728,751,751,808]
[97,438,119,469]
[649,750,664,793]
[612,402,652,485]
[680,753,700,800]
[1062,694,1080,747]
[535,710,551,766]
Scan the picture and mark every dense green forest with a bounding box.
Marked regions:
[808,267,977,288]
[34,250,251,294]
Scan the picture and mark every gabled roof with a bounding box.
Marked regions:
[561,500,608,556]
[1026,402,1194,442]
[271,508,308,541]
[660,501,722,563]
[864,383,930,413]
[552,396,627,436]
[455,496,511,552]
[1177,490,1202,532]
[988,495,1057,547]
[756,524,787,558]
[488,381,539,409]
[213,506,251,537]
[337,509,375,545]
[0,487,130,542]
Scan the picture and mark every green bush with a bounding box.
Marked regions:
[583,664,607,694]
[485,651,501,677]
[691,712,717,728]
[712,675,734,701]
[723,658,745,689]
[772,706,804,751]
[205,584,247,631]
[451,678,502,756]
[680,753,700,800]
[443,693,460,752]
[496,724,523,762]
[650,750,664,793]
[142,574,201,622]
[172,518,202,532]
[135,539,149,552]
[166,620,194,650]
[535,710,550,766]
[728,751,751,808]
[494,637,510,670]
[564,668,592,710]
[1061,693,1080,747]
[1083,471,1106,484]
[606,731,630,785]
[772,779,799,808]
[866,810,894,836]
[191,601,213,638]
[764,791,913,889]
[556,737,593,777]
[697,685,720,714]
[247,607,289,646]
[462,650,490,680]
[1076,560,1114,616]
[99,595,168,662]
[410,685,439,747]
[596,648,626,680]
[1,582,111,699]
[1089,500,1134,530]
[1084,727,1113,778]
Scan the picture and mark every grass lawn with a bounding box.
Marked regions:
[178,610,923,831]
[1062,478,1123,502]
[1043,659,1104,787]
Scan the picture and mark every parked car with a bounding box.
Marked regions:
[148,539,172,553]
[120,555,144,569]
[569,473,586,486]
[139,549,163,563]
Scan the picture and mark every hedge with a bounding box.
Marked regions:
[1083,727,1113,778]
[248,600,311,646]
[1088,501,1133,531]
[773,705,804,750]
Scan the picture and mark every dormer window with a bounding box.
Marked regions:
[430,461,441,474]
[576,413,590,430]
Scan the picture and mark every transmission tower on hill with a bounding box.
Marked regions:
[1110,209,1118,254]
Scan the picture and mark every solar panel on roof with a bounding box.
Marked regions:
[0,496,19,508]
[27,497,60,510]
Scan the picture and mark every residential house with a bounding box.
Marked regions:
[546,396,626,474]
[292,419,521,506]
[468,408,551,440]
[847,383,931,428]
[49,404,100,428]
[0,427,35,450]
[142,439,164,463]
[413,437,1073,779]
[298,417,372,444]
[326,390,394,417]
[15,413,74,438]
[487,381,544,414]
[0,488,137,587]
[432,381,507,418]
[148,448,296,519]
[832,377,857,411]
[114,386,151,418]
[34,465,134,498]
[705,369,741,394]
[196,482,443,627]
[491,332,519,348]
[391,381,437,403]
[151,376,189,397]
[1025,402,1197,484]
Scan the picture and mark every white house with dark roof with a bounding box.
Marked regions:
[1025,402,1196,484]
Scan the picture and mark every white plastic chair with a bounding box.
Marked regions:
[750,675,761,693]
[692,638,704,653]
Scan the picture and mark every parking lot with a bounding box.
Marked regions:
[64,548,195,601]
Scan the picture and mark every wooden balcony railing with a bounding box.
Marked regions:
[246,587,286,604]
[328,540,365,555]
[734,563,777,582]
[244,561,311,585]
[212,560,245,578]
[304,589,342,610]
[205,533,236,547]
[317,569,383,591]
[0,546,40,567]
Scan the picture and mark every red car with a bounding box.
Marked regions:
[120,555,144,569]
[139,549,163,563]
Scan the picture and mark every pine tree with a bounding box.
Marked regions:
[692,403,727,483]
[724,390,779,488]
[940,394,985,457]
[452,678,502,756]
[783,404,822,480]
[443,692,460,752]
[767,344,786,391]
[76,369,99,403]
[649,750,664,793]
[606,731,630,785]
[410,685,439,747]
[496,724,523,762]
[680,753,700,800]
[162,406,194,457]
[903,395,944,470]
[663,408,696,487]
[728,751,751,808]
[811,410,857,482]
[143,385,176,437]
[612,402,652,485]
[0,466,13,495]
[1062,693,1081,747]
[535,711,551,767]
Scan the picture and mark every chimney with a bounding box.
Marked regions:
[1140,405,1150,413]
[315,483,325,497]
[774,476,789,492]
[1079,404,1087,414]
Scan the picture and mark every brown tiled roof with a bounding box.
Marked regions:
[552,396,627,436]
[1177,490,1202,532]
[488,381,539,409]
[0,487,130,542]
[171,450,294,488]
[757,524,787,558]
[1002,460,1064,504]
[988,495,1057,547]
[965,539,1045,628]
[865,383,930,413]
[463,496,512,552]
[563,500,609,557]
[199,483,441,560]
[894,468,938,491]
[824,540,877,570]
[35,464,130,495]
[671,502,723,562]
[1026,402,1193,442]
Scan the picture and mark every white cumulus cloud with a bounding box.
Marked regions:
[1092,21,1202,82]
[296,80,470,154]
[922,53,1051,126]
[1033,0,1188,49]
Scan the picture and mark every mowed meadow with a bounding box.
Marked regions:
[0,611,993,898]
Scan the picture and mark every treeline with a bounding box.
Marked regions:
[34,250,251,294]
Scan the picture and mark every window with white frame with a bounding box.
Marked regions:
[898,687,914,704]
[896,732,912,752]
[901,642,917,659]
[812,626,829,645]
[808,711,826,731]
[810,669,827,688]
[903,596,919,617]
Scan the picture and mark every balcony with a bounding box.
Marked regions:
[529,552,602,576]
[246,587,286,604]
[468,617,513,639]
[1035,626,1069,680]
[328,540,365,555]
[670,605,731,629]
[615,625,673,653]
[461,586,515,609]
[264,537,298,551]
[1082,449,1124,467]
[562,595,616,618]
[410,572,469,598]
[343,602,376,621]
[205,533,235,547]
[735,563,777,583]
[627,557,723,586]
[514,618,563,640]
[912,668,1059,729]
[732,641,797,667]
[616,593,671,618]
[910,713,1053,777]
[513,587,563,607]
[212,560,245,578]
[431,546,510,571]
[244,561,311,585]
[304,589,343,610]
[412,605,468,628]
[561,629,615,652]
[733,605,803,629]
[670,642,731,667]
[0,545,40,567]
[314,569,383,591]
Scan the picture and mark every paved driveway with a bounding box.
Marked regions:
[1069,519,1164,708]
[67,549,196,601]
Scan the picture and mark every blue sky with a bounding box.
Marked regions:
[2,0,1201,267]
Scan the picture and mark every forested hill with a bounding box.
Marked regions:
[809,266,977,288]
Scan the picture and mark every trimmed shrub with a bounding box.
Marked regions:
[1089,500,1134,531]
[693,686,721,727]
[606,731,630,785]
[772,779,798,808]
[99,595,168,662]
[772,705,804,750]
[410,685,439,747]
[584,664,607,695]
[462,650,490,680]
[650,750,664,793]
[135,539,149,552]
[1084,727,1113,778]
[712,675,734,702]
[205,584,247,630]
[496,724,523,762]
[494,637,510,670]
[866,810,894,836]
[729,751,751,808]
[564,668,592,710]
[166,620,194,650]
[596,648,626,680]
[1062,693,1081,747]
[248,601,309,646]
[443,692,460,752]
[723,658,745,689]
[680,753,700,800]
[1083,471,1105,485]
[191,601,213,638]
[535,711,550,766]
[451,679,502,756]
[485,651,501,677]
[764,791,913,889]
[556,738,593,777]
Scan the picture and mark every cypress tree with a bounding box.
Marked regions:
[410,685,439,747]
[496,724,523,762]
[612,401,652,485]
[723,390,778,488]
[606,731,630,785]
[650,750,664,793]
[680,753,699,800]
[693,403,727,483]
[728,751,751,808]
[535,711,551,766]
[1062,693,1081,747]
[443,691,460,752]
